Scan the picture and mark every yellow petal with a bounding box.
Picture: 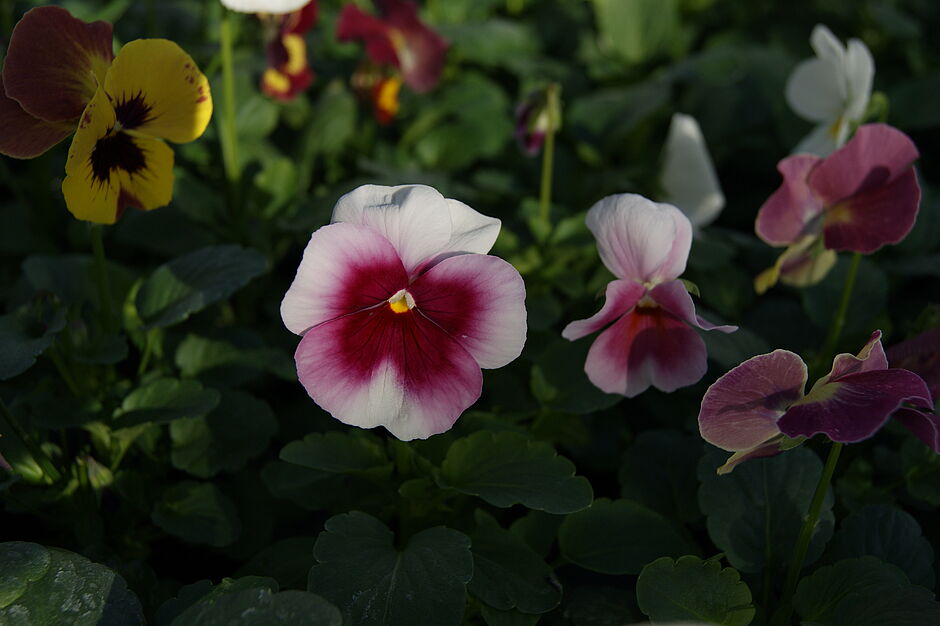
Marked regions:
[104,39,212,143]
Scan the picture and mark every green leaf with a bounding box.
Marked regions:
[802,256,887,336]
[0,542,143,624]
[174,334,295,380]
[529,337,621,414]
[135,245,266,329]
[480,605,541,626]
[697,446,834,573]
[438,431,593,514]
[170,390,278,478]
[558,498,697,575]
[0,300,66,380]
[591,0,682,63]
[236,94,280,140]
[279,431,391,475]
[235,537,318,591]
[23,254,132,309]
[619,429,702,523]
[113,378,220,428]
[636,555,755,625]
[152,481,241,547]
[794,556,940,626]
[308,511,473,626]
[440,19,539,72]
[701,324,770,370]
[469,510,561,614]
[826,504,935,589]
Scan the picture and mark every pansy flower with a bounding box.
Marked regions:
[350,64,403,125]
[785,24,874,156]
[514,88,561,156]
[220,0,311,14]
[562,194,736,397]
[260,0,318,100]
[755,123,920,292]
[62,39,212,224]
[280,184,526,440]
[0,6,113,158]
[659,113,725,231]
[699,330,938,474]
[337,0,447,94]
[887,326,940,404]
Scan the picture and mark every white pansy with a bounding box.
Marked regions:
[660,113,725,230]
[219,0,309,14]
[785,24,874,156]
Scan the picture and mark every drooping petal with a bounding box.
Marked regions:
[785,57,845,124]
[295,304,482,440]
[649,280,737,333]
[102,39,212,144]
[825,330,888,382]
[584,305,707,397]
[780,369,933,443]
[809,124,919,206]
[894,408,940,453]
[843,38,875,121]
[698,350,807,451]
[586,194,691,283]
[809,24,845,64]
[0,75,73,158]
[2,6,113,122]
[561,279,646,341]
[755,154,824,246]
[660,113,725,229]
[886,327,940,400]
[280,222,409,335]
[409,253,526,369]
[376,0,448,93]
[822,168,921,253]
[220,0,311,14]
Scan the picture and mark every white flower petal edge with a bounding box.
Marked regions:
[220,0,310,14]
[660,113,725,230]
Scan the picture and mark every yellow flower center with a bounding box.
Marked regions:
[282,33,307,75]
[388,289,416,314]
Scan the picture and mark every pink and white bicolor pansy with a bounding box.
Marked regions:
[281,184,526,440]
[699,330,938,474]
[755,123,920,292]
[562,194,736,398]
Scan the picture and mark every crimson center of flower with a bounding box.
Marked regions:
[388,288,416,314]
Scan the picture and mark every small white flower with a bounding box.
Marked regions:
[785,24,874,156]
[219,0,309,14]
[660,113,725,230]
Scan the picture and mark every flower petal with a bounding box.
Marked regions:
[792,122,842,158]
[777,235,837,288]
[649,280,737,333]
[336,4,399,67]
[220,0,311,14]
[755,154,824,246]
[409,253,526,369]
[586,193,691,283]
[844,39,874,121]
[780,369,933,443]
[660,113,725,229]
[715,434,789,475]
[2,6,113,122]
[104,39,212,143]
[376,0,448,93]
[0,75,73,158]
[584,306,707,397]
[785,57,845,123]
[894,408,940,454]
[440,198,501,256]
[295,305,482,440]
[561,279,645,341]
[825,330,888,382]
[886,326,940,400]
[809,24,845,63]
[280,222,408,335]
[331,184,453,275]
[698,350,807,451]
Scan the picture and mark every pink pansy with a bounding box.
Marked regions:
[336,0,447,93]
[281,184,526,440]
[754,124,920,291]
[699,330,938,473]
[562,194,736,397]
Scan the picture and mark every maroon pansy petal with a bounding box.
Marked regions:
[825,330,887,382]
[378,0,447,92]
[3,6,113,122]
[887,326,940,399]
[755,154,824,246]
[698,350,807,451]
[336,4,399,66]
[0,75,73,158]
[809,124,919,206]
[282,0,318,35]
[649,279,738,333]
[561,279,646,341]
[779,368,933,443]
[822,167,921,253]
[894,408,940,453]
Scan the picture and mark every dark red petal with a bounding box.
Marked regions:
[894,408,940,453]
[378,0,447,92]
[887,326,940,400]
[336,4,398,66]
[0,74,72,158]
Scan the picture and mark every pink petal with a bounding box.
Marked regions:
[825,330,887,382]
[894,408,940,453]
[585,194,692,283]
[886,327,940,400]
[809,124,919,206]
[409,253,526,369]
[755,154,824,246]
[584,306,707,397]
[295,304,482,440]
[0,74,73,158]
[280,222,408,335]
[822,167,921,253]
[779,369,933,443]
[377,0,448,93]
[649,280,738,333]
[698,350,808,451]
[561,279,646,341]
[3,6,113,122]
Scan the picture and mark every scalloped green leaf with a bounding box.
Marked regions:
[152,481,241,547]
[113,378,220,428]
[279,431,391,475]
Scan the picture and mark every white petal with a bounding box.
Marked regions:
[785,57,846,123]
[220,0,310,14]
[440,198,501,256]
[792,122,841,157]
[844,39,874,121]
[660,113,725,229]
[809,24,845,63]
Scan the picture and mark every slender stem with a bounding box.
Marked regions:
[538,83,559,231]
[219,11,241,185]
[777,442,842,623]
[90,225,115,334]
[137,330,155,377]
[0,397,62,483]
[815,252,861,369]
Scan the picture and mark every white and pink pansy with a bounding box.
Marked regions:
[280,184,526,440]
[562,194,736,397]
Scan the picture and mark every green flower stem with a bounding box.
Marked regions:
[0,396,62,483]
[776,441,842,624]
[814,252,862,373]
[90,225,115,334]
[538,83,560,231]
[219,11,241,185]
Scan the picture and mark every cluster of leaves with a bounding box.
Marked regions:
[2,0,940,624]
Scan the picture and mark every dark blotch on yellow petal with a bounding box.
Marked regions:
[91,131,146,183]
[113,91,153,130]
